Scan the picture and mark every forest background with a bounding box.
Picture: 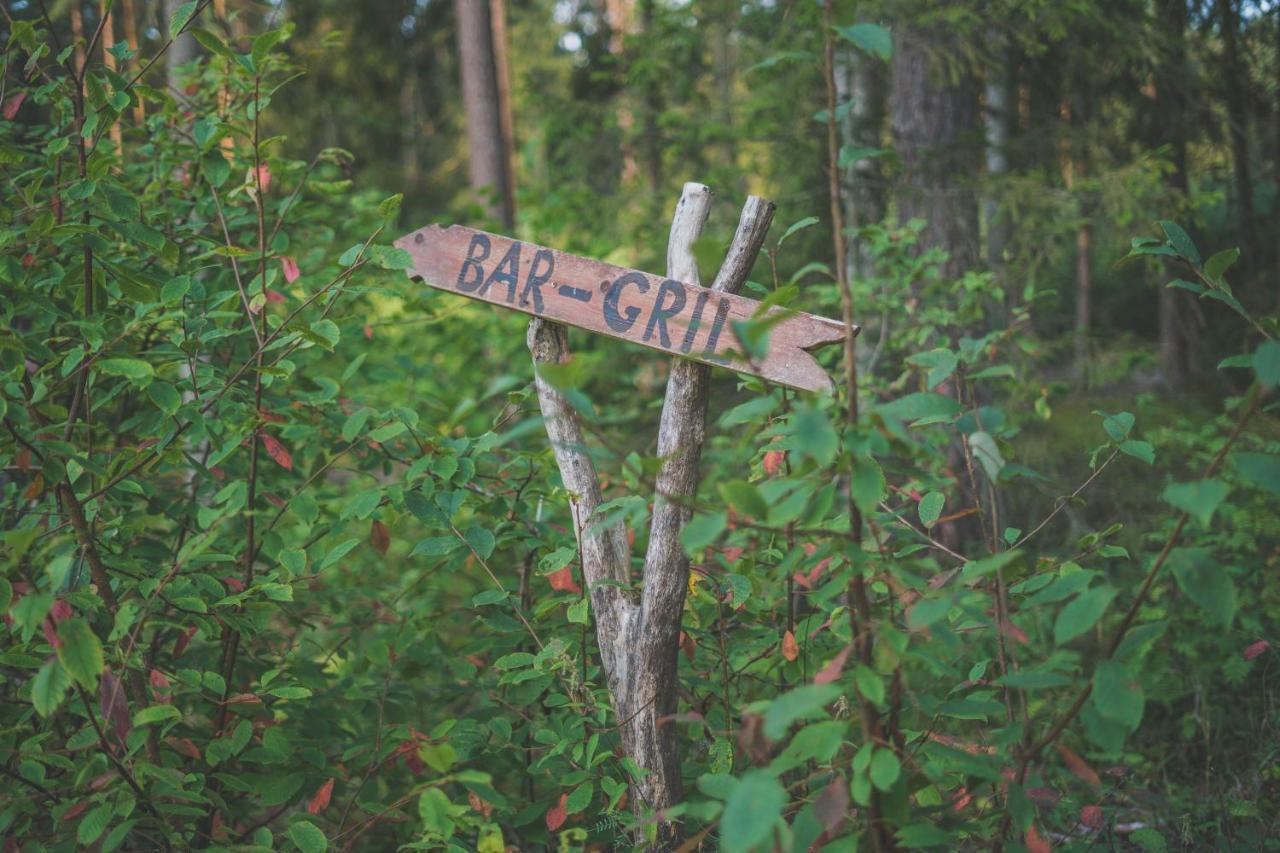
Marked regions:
[1,0,1279,850]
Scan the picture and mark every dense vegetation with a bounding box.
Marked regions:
[1,1,1277,850]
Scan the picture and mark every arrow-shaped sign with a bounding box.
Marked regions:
[395,224,851,392]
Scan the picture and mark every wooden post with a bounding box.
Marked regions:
[528,183,775,848]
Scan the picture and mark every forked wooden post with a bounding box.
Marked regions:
[528,183,775,848]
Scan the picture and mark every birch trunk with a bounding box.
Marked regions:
[529,185,774,850]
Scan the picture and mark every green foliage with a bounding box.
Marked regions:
[1,3,1277,851]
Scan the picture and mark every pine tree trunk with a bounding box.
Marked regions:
[1155,0,1192,388]
[1216,0,1256,269]
[890,23,980,280]
[838,26,887,281]
[454,0,513,228]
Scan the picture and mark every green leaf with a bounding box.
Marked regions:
[1091,660,1144,730]
[148,381,181,416]
[465,527,495,560]
[565,782,593,814]
[791,405,838,465]
[56,618,104,689]
[378,193,404,220]
[286,820,328,853]
[77,804,113,845]
[877,392,961,424]
[849,456,885,515]
[681,511,727,555]
[1119,440,1154,465]
[968,431,1005,481]
[907,594,951,629]
[369,422,406,442]
[1203,247,1239,280]
[763,684,840,739]
[906,348,957,389]
[719,480,768,519]
[960,550,1020,584]
[566,597,589,624]
[1231,452,1280,496]
[133,704,181,726]
[720,770,785,853]
[1054,585,1117,645]
[1161,479,1229,526]
[320,537,360,569]
[778,216,819,247]
[341,409,370,441]
[202,149,230,187]
[1098,410,1134,442]
[1158,220,1199,265]
[1254,340,1280,389]
[854,665,884,705]
[834,23,892,60]
[918,492,944,527]
[338,243,364,266]
[99,357,154,388]
[1168,547,1236,627]
[168,1,199,40]
[869,748,901,791]
[31,659,71,717]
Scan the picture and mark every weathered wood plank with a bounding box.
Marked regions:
[394,223,852,392]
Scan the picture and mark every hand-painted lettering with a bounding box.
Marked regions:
[521,248,554,311]
[603,272,649,332]
[701,297,732,363]
[456,232,491,293]
[680,290,711,354]
[480,240,522,303]
[643,279,687,348]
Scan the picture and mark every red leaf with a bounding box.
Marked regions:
[279,256,300,284]
[222,576,245,592]
[3,92,26,120]
[50,600,73,621]
[172,625,197,657]
[21,253,35,269]
[370,519,390,556]
[307,778,335,814]
[164,736,201,761]
[1024,823,1052,853]
[225,692,262,705]
[763,449,786,476]
[781,630,799,662]
[363,323,374,340]
[545,793,568,832]
[1055,744,1101,787]
[254,162,271,193]
[547,565,581,595]
[814,775,849,832]
[62,801,89,821]
[43,618,61,648]
[679,630,696,663]
[99,669,131,740]
[265,289,285,304]
[814,643,852,685]
[259,432,293,470]
[149,668,172,703]
[1080,804,1104,829]
[468,790,493,818]
[951,786,973,812]
[1244,639,1270,661]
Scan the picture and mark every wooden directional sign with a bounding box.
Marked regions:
[394,224,851,392]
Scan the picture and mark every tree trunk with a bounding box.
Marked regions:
[1154,0,1192,388]
[490,0,517,213]
[99,0,124,156]
[889,22,980,280]
[119,0,144,122]
[454,0,513,228]
[984,35,1011,273]
[837,25,887,281]
[529,186,775,850]
[1216,0,1256,269]
[165,0,198,94]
